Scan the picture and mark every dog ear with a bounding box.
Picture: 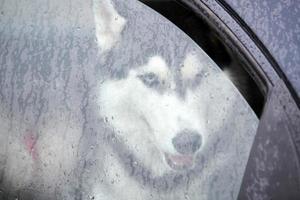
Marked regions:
[93,0,126,54]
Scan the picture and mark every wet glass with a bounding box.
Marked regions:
[0,0,258,199]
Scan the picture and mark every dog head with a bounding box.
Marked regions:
[98,54,209,176]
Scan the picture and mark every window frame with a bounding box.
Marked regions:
[177,0,300,199]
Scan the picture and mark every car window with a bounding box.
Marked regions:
[0,0,258,199]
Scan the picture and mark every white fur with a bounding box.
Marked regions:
[93,0,126,53]
[181,53,203,80]
[135,56,170,81]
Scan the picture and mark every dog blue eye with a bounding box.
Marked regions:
[138,72,160,87]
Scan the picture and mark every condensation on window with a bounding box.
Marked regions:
[0,0,258,199]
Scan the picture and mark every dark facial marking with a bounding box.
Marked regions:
[138,72,160,88]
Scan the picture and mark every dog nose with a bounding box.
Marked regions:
[172,130,202,155]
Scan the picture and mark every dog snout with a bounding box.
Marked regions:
[172,130,202,155]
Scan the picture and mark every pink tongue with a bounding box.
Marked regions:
[169,154,193,166]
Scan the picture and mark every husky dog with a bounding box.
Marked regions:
[82,1,258,199]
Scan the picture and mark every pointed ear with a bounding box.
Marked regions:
[181,53,204,80]
[93,0,126,53]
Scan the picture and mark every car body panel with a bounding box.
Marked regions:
[238,79,300,200]
[224,0,300,100]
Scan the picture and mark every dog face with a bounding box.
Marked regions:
[98,54,209,176]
